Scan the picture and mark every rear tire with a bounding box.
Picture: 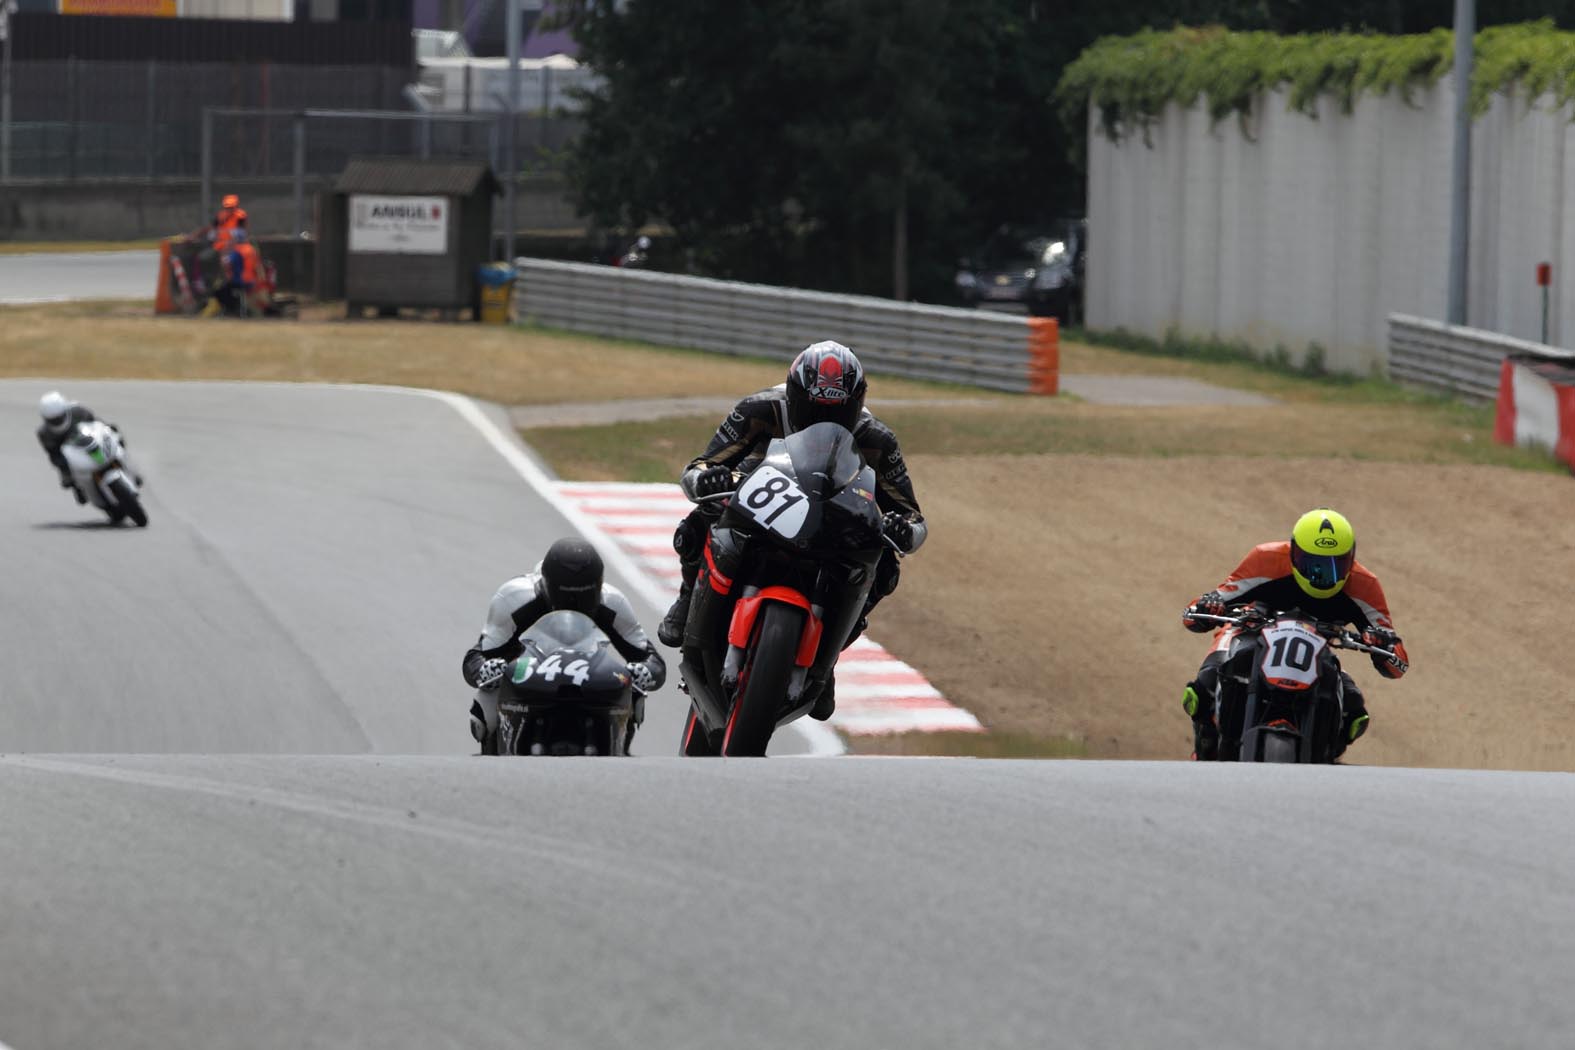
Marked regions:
[108,478,148,528]
[720,603,804,757]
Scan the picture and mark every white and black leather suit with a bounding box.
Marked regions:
[462,569,667,739]
[37,404,100,481]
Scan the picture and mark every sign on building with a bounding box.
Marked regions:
[59,0,177,14]
[348,195,449,255]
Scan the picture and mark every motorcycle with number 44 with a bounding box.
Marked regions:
[479,610,645,757]
[60,421,148,528]
[1185,604,1401,763]
[676,421,901,757]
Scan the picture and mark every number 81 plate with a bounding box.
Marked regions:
[736,465,810,537]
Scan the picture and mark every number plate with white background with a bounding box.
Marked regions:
[1258,619,1328,691]
[735,465,810,538]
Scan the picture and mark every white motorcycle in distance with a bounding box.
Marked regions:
[59,421,148,527]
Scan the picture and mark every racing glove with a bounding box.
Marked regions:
[692,465,735,499]
[1183,591,1227,632]
[476,658,508,689]
[1362,627,1408,676]
[882,512,915,552]
[627,662,656,694]
[1361,626,1399,648]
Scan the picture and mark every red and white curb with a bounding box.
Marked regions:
[556,482,981,735]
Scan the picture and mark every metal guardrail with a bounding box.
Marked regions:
[512,260,1047,393]
[1386,313,1575,402]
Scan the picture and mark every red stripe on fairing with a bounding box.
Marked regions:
[704,537,734,594]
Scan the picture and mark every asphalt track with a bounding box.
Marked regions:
[1,381,1573,1048]
[0,251,160,305]
[0,378,808,758]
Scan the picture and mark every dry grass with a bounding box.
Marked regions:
[0,301,963,405]
[522,398,1552,476]
[0,241,163,255]
[873,454,1575,771]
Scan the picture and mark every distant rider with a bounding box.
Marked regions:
[462,537,666,752]
[656,340,928,721]
[1181,508,1409,760]
[37,391,137,503]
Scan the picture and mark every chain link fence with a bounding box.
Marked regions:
[3,58,581,182]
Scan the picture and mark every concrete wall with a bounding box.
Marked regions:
[1086,82,1575,374]
[0,173,580,241]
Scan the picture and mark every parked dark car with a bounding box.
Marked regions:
[955,220,1085,323]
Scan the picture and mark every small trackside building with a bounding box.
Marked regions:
[325,158,500,319]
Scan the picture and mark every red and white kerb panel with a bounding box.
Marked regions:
[556,482,980,735]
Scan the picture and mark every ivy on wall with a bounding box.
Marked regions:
[1056,20,1575,146]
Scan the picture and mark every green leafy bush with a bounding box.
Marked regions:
[1056,20,1575,145]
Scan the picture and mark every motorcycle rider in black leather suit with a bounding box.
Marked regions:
[656,341,927,720]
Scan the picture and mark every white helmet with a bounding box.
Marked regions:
[39,391,74,433]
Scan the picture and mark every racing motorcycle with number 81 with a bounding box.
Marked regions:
[676,421,898,756]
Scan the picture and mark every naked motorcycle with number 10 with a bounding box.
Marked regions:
[1185,606,1400,763]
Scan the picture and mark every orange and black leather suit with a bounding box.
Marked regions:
[1184,541,1409,749]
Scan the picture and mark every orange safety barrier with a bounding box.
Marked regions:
[1027,316,1059,395]
[154,238,178,315]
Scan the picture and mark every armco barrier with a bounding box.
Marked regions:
[1387,313,1560,402]
[512,259,1056,394]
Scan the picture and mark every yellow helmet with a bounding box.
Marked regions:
[1290,509,1355,598]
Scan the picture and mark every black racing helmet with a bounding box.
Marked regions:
[785,340,868,433]
[541,537,604,615]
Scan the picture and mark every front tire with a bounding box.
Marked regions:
[1260,730,1299,763]
[720,603,804,757]
[108,478,148,528]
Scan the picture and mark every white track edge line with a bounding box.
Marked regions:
[416,388,847,758]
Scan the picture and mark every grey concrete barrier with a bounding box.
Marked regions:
[511,259,1047,394]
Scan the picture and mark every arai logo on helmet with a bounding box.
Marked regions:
[1313,516,1340,548]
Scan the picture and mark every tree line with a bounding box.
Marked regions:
[555,1,1575,302]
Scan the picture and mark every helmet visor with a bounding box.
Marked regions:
[787,393,863,434]
[545,579,601,616]
[1291,545,1354,591]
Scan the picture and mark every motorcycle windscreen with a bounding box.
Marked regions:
[518,609,604,654]
[784,421,865,499]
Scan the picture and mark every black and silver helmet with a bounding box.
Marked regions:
[784,341,868,433]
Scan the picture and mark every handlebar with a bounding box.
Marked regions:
[689,470,908,555]
[1184,608,1401,661]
